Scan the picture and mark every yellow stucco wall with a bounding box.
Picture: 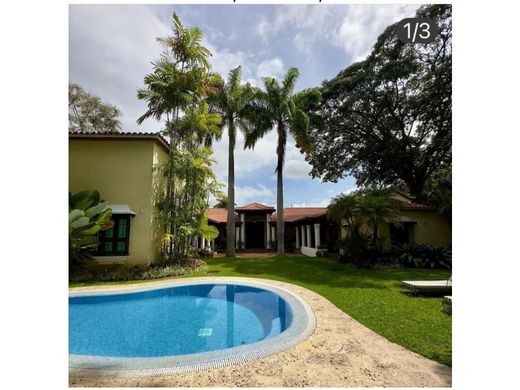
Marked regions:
[69,139,168,267]
[401,210,451,247]
[340,210,451,248]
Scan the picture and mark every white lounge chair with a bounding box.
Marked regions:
[400,279,452,295]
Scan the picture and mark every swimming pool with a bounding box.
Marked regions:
[69,280,315,374]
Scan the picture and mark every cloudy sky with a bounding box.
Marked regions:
[69,3,420,207]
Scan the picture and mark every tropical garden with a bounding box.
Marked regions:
[69,4,452,366]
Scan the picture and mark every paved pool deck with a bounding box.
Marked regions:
[69,276,452,387]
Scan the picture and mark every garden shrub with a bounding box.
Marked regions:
[69,259,207,283]
[337,234,384,267]
[391,243,451,269]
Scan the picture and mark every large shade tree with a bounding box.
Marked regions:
[69,83,121,133]
[207,66,256,257]
[244,67,321,255]
[305,4,452,201]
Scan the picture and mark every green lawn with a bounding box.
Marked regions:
[70,256,452,366]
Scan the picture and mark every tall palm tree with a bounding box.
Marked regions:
[244,67,321,256]
[208,66,256,256]
[137,13,218,261]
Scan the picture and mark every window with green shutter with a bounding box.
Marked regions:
[96,215,131,256]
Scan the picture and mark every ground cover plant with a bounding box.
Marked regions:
[70,256,452,366]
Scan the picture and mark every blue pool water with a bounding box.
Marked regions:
[69,284,293,358]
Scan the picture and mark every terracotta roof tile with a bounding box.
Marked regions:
[401,201,436,210]
[271,207,328,222]
[206,208,240,224]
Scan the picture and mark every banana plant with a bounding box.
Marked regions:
[69,190,114,267]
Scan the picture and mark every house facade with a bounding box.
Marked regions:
[206,204,340,254]
[207,194,451,257]
[69,131,168,266]
[70,132,451,265]
[334,190,452,251]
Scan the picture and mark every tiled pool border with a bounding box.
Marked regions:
[69,278,316,377]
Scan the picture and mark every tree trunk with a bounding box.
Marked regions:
[276,167,284,256]
[167,128,174,259]
[226,123,236,257]
[369,223,379,266]
[372,224,379,248]
[276,129,285,256]
[405,174,426,202]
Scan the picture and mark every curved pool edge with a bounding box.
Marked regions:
[69,277,317,377]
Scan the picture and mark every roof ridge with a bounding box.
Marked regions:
[69,130,170,152]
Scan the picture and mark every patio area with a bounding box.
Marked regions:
[69,277,451,387]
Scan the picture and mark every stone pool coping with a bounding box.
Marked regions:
[70,277,452,387]
[69,278,316,376]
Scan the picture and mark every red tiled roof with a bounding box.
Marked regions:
[401,201,436,210]
[206,208,240,224]
[393,190,436,210]
[271,207,328,222]
[209,202,433,224]
[69,131,170,153]
[235,202,275,211]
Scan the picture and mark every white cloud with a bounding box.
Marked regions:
[204,39,285,88]
[284,159,312,179]
[292,186,358,207]
[69,5,169,132]
[256,17,270,43]
[203,40,253,82]
[334,5,418,61]
[235,184,274,205]
[210,125,279,183]
[256,4,418,62]
[252,6,331,57]
[256,57,285,80]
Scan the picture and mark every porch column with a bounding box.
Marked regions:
[240,213,246,249]
[210,239,215,250]
[301,226,306,247]
[200,236,206,249]
[235,226,240,249]
[295,226,300,248]
[266,214,271,248]
[271,226,276,245]
[314,223,321,248]
[306,225,312,248]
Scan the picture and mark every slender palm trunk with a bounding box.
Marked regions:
[276,165,284,256]
[226,123,236,257]
[372,224,379,248]
[276,127,285,256]
[167,127,174,259]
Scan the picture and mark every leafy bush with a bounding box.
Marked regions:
[69,259,207,283]
[69,190,113,268]
[337,234,384,267]
[392,244,451,269]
